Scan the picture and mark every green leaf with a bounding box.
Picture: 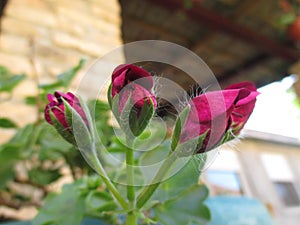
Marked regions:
[32,181,86,225]
[153,185,211,225]
[0,117,17,128]
[0,145,17,188]
[37,123,73,160]
[171,105,191,151]
[38,59,85,90]
[85,190,117,216]
[278,13,296,26]
[4,124,37,159]
[25,96,38,105]
[0,124,40,188]
[57,59,85,86]
[28,168,61,185]
[184,0,193,10]
[150,155,207,204]
[32,176,116,225]
[0,74,26,92]
[0,65,9,78]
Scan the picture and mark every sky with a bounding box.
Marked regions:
[245,75,300,140]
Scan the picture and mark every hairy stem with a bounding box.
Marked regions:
[136,152,177,209]
[90,156,128,210]
[126,147,135,207]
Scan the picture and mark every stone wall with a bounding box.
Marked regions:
[0,0,123,142]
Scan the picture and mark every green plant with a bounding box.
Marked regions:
[0,61,258,225]
[0,60,107,211]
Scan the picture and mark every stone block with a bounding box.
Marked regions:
[5,3,56,27]
[56,6,120,36]
[90,4,121,24]
[89,0,120,14]
[1,17,50,38]
[0,33,31,55]
[0,52,33,75]
[52,31,110,57]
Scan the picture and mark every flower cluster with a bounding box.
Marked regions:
[44,64,258,154]
[43,63,259,225]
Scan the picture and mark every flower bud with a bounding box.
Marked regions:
[109,64,157,137]
[44,91,89,145]
[174,82,259,155]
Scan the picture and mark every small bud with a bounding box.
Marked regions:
[109,64,157,137]
[44,92,90,145]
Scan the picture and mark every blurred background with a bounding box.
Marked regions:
[1,0,300,224]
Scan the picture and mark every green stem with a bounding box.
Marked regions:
[136,152,177,209]
[125,211,138,225]
[90,156,128,210]
[126,147,135,206]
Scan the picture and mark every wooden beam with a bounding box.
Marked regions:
[217,53,270,82]
[146,0,300,61]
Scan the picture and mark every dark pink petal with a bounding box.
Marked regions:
[54,91,75,103]
[112,64,153,89]
[111,64,154,98]
[44,91,89,131]
[227,82,259,135]
[111,64,157,119]
[225,81,257,91]
[235,91,259,108]
[189,89,240,122]
[44,104,53,124]
[112,64,130,81]
[47,94,57,102]
[180,89,241,152]
[52,105,69,129]
[118,83,157,115]
[112,69,127,98]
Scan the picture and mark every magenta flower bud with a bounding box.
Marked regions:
[111,64,157,114]
[44,92,89,143]
[178,82,259,154]
[110,64,157,136]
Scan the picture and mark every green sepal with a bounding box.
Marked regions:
[129,98,155,137]
[111,92,121,124]
[171,105,191,151]
[111,92,155,138]
[62,98,92,150]
[221,122,243,144]
[174,130,208,157]
[107,83,113,109]
[49,110,76,145]
[119,93,134,135]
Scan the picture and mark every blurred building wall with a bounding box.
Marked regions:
[0,0,123,142]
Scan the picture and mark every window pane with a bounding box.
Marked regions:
[206,170,243,196]
[274,181,300,207]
